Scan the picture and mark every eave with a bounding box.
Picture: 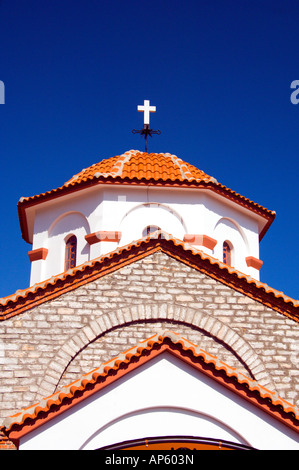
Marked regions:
[17,175,276,244]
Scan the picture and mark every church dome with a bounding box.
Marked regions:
[66,149,216,186]
[18,149,275,245]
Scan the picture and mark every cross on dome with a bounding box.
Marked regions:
[137,99,156,126]
[132,100,161,152]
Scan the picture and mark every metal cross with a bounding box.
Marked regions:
[132,100,161,152]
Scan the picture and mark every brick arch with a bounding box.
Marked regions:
[37,303,275,400]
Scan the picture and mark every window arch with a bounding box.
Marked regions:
[65,235,77,271]
[223,241,232,266]
[143,225,161,237]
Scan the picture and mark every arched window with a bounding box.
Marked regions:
[223,241,232,266]
[65,235,77,271]
[143,225,161,237]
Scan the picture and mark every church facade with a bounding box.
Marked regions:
[0,149,298,450]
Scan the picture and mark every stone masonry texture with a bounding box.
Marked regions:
[0,251,298,424]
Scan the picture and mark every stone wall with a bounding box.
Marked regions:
[0,251,298,424]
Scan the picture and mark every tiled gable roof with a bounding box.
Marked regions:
[0,231,298,322]
[2,330,298,441]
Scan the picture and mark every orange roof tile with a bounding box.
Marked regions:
[0,231,298,322]
[17,150,275,243]
[66,150,215,184]
[2,330,298,441]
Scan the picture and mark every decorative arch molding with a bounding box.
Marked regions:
[119,202,188,233]
[37,303,275,401]
[213,217,249,251]
[48,211,91,237]
[79,406,252,450]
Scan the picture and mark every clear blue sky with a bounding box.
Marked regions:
[0,0,298,300]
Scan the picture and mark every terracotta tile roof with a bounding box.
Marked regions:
[66,150,215,184]
[17,150,275,243]
[0,231,298,323]
[2,330,298,441]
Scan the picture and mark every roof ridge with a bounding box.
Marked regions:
[167,153,195,180]
[108,149,140,177]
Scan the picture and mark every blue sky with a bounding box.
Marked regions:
[0,0,298,300]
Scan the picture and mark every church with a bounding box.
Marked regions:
[0,102,298,450]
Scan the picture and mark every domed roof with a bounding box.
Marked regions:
[18,149,276,244]
[66,150,216,185]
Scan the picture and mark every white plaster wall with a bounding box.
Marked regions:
[29,185,263,285]
[30,190,96,284]
[201,193,261,278]
[118,202,186,245]
[46,212,90,278]
[19,353,299,450]
[213,218,248,272]
[30,207,91,285]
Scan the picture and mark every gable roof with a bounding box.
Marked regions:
[2,330,298,442]
[0,231,298,323]
[17,150,275,243]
